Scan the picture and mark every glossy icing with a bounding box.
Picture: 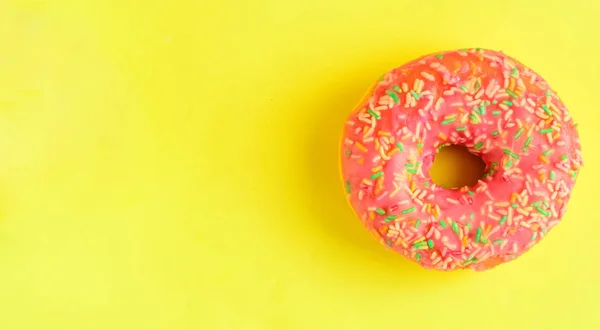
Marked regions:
[340,49,582,271]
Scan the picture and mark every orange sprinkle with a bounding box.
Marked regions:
[395,237,407,248]
[462,236,468,247]
[531,224,540,231]
[358,157,364,164]
[510,193,518,203]
[410,181,416,192]
[438,133,447,140]
[427,203,432,213]
[377,131,391,136]
[374,138,380,150]
[509,77,515,91]
[540,156,549,164]
[355,142,367,152]
[387,148,399,157]
[369,212,375,220]
[372,166,383,173]
[432,207,439,218]
[545,117,554,125]
[380,226,389,234]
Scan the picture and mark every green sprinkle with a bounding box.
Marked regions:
[414,241,427,248]
[474,142,484,150]
[427,239,434,248]
[416,253,422,261]
[393,85,400,91]
[514,127,524,140]
[524,135,533,149]
[475,228,482,243]
[543,149,554,156]
[375,208,385,215]
[500,215,507,225]
[371,171,383,179]
[396,143,404,152]
[386,240,392,246]
[506,160,513,168]
[503,149,519,159]
[439,219,448,228]
[493,239,503,245]
[492,100,498,104]
[491,130,500,136]
[539,128,554,134]
[407,169,417,174]
[511,203,519,209]
[561,155,569,161]
[385,215,398,222]
[455,126,467,131]
[481,238,488,244]
[441,118,456,125]
[510,67,518,77]
[531,232,538,241]
[469,114,479,123]
[345,150,351,155]
[571,171,578,178]
[424,181,429,187]
[478,103,486,115]
[492,110,501,116]
[541,104,552,116]
[415,219,421,228]
[435,54,443,59]
[405,163,414,168]
[530,201,541,207]
[460,85,468,92]
[466,222,472,231]
[536,206,550,217]
[451,222,459,235]
[402,207,416,215]
[550,171,556,180]
[503,100,513,106]
[417,143,424,149]
[410,90,421,100]
[367,109,380,119]
[546,91,551,97]
[345,181,351,193]
[468,190,475,196]
[506,89,519,98]
[469,213,475,220]
[474,79,481,91]
[386,90,399,103]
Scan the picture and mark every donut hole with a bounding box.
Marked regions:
[429,145,486,189]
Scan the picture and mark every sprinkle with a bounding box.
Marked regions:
[417,143,424,149]
[367,109,380,119]
[386,240,392,246]
[407,169,417,174]
[514,127,524,140]
[561,155,569,161]
[410,90,421,100]
[385,215,398,222]
[396,143,404,152]
[375,208,385,215]
[493,239,503,245]
[539,128,554,134]
[441,118,456,125]
[536,206,550,217]
[386,90,399,103]
[475,228,482,243]
[439,219,448,228]
[531,232,538,241]
[543,149,554,156]
[478,103,486,115]
[468,191,475,196]
[511,203,519,208]
[469,213,475,220]
[435,54,443,59]
[492,100,498,104]
[541,104,552,116]
[492,110,501,116]
[474,79,481,91]
[503,149,519,159]
[345,150,351,155]
[491,130,499,136]
[345,181,351,193]
[415,219,421,228]
[460,85,468,92]
[402,207,416,214]
[474,142,484,150]
[469,114,480,123]
[414,241,427,248]
[371,171,383,179]
[500,215,507,225]
[571,171,578,178]
[455,126,467,131]
[524,135,533,148]
[427,239,434,248]
[506,160,513,168]
[416,253,422,261]
[451,222,459,235]
[355,142,367,152]
[503,100,513,106]
[510,68,518,77]
[506,89,519,98]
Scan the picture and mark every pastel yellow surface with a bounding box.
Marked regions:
[1,1,599,329]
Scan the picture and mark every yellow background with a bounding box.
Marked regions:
[1,1,599,329]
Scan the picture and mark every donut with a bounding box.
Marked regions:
[340,48,583,271]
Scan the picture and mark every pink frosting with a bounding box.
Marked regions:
[340,49,583,271]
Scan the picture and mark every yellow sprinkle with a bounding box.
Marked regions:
[444,114,457,120]
[378,131,391,136]
[374,138,380,150]
[355,142,367,152]
[369,212,375,220]
[426,203,431,213]
[414,237,425,243]
[395,237,407,248]
[462,236,468,247]
[372,166,383,173]
[387,148,399,157]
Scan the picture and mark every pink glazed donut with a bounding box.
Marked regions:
[340,49,583,271]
